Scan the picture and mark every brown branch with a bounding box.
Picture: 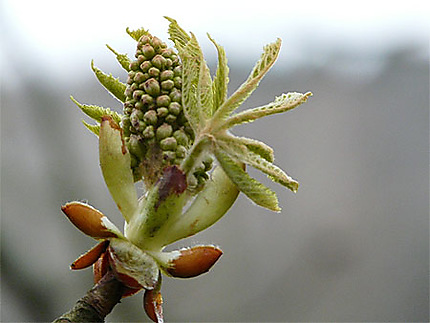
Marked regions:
[52,271,125,323]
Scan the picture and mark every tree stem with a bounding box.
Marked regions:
[52,271,125,323]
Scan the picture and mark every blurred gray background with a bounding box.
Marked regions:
[1,1,429,322]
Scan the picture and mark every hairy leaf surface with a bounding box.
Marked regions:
[214,149,280,212]
[208,34,229,114]
[91,61,126,102]
[223,92,312,129]
[106,44,131,71]
[213,39,282,120]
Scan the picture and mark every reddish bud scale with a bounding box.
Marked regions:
[144,289,164,323]
[71,240,109,270]
[93,251,110,284]
[167,246,223,278]
[61,202,119,239]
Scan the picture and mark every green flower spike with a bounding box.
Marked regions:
[65,17,311,322]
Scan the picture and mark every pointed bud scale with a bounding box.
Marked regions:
[93,251,110,284]
[144,289,164,323]
[167,246,222,278]
[61,201,122,239]
[71,240,109,270]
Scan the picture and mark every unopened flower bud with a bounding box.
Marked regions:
[151,54,167,70]
[156,95,170,107]
[173,129,189,146]
[156,123,173,141]
[161,79,175,91]
[144,110,158,125]
[156,107,169,118]
[148,67,160,78]
[160,137,177,151]
[143,78,160,97]
[142,44,155,59]
[168,102,181,115]
[160,70,174,81]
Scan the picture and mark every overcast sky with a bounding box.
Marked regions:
[1,0,429,83]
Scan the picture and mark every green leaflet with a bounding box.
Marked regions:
[176,33,213,132]
[178,35,200,132]
[82,120,100,136]
[71,96,122,124]
[126,27,149,41]
[214,149,280,212]
[208,34,229,114]
[91,61,126,103]
[212,38,282,121]
[165,16,190,50]
[222,92,312,130]
[106,44,131,71]
[224,135,274,163]
[167,17,214,130]
[197,50,214,121]
[217,135,299,193]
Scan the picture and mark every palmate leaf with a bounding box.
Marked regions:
[221,92,312,130]
[213,38,282,121]
[214,149,280,212]
[217,135,299,192]
[91,61,126,102]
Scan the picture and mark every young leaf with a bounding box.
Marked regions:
[106,44,131,71]
[177,33,211,132]
[217,136,299,192]
[213,38,282,121]
[197,53,213,120]
[126,27,149,41]
[82,120,100,136]
[99,116,138,222]
[208,34,229,114]
[165,16,191,50]
[214,149,280,212]
[224,134,274,163]
[71,96,122,124]
[91,60,126,102]
[222,92,312,130]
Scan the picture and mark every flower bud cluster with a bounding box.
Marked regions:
[121,33,194,186]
